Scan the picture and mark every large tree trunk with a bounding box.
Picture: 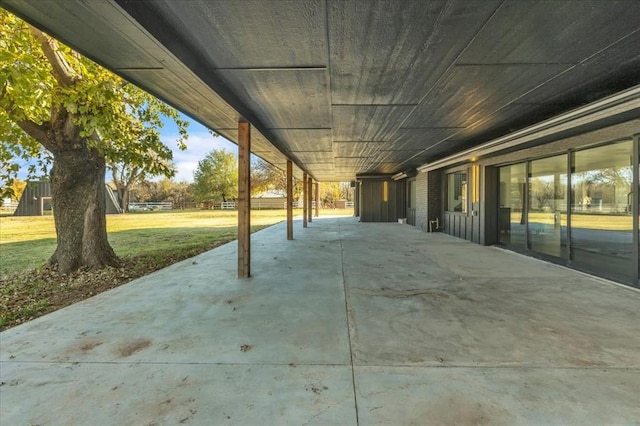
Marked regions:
[49,146,119,273]
[121,185,131,213]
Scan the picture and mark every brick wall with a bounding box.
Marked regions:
[427,170,443,228]
[415,171,428,231]
[414,170,443,232]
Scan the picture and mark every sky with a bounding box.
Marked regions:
[160,114,238,183]
[12,113,238,184]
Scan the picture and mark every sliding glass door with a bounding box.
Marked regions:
[498,163,527,250]
[496,139,638,286]
[571,140,633,282]
[528,155,568,259]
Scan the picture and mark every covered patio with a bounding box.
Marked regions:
[2,217,639,424]
[4,0,640,285]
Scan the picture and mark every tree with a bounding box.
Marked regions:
[251,157,286,196]
[0,12,188,272]
[530,178,556,210]
[0,177,26,204]
[193,149,238,202]
[162,180,195,209]
[250,157,303,200]
[110,155,175,213]
[339,182,353,201]
[129,178,194,208]
[320,182,342,207]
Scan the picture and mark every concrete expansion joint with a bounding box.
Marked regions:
[338,219,360,426]
[0,360,356,367]
[354,363,640,370]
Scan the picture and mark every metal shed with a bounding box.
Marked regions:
[14,181,123,216]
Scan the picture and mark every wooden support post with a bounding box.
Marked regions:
[302,172,308,228]
[315,182,320,217]
[237,121,251,278]
[286,160,293,240]
[354,182,360,217]
[307,177,313,223]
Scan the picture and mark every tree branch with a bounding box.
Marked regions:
[29,26,78,87]
[1,83,54,151]
[16,119,54,151]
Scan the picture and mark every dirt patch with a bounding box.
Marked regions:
[117,339,152,358]
[80,341,103,352]
[366,287,450,299]
[59,338,104,359]
[305,383,328,395]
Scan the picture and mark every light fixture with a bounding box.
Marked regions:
[392,171,407,181]
[472,165,480,203]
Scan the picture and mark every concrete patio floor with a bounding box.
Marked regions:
[1,216,639,425]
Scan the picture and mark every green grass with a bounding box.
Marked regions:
[526,212,633,231]
[0,207,353,329]
[0,209,279,275]
[0,207,354,275]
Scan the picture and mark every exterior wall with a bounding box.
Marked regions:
[481,166,499,245]
[15,181,51,216]
[406,179,416,225]
[354,182,360,217]
[414,170,443,232]
[483,121,639,167]
[442,165,481,243]
[415,172,429,231]
[15,181,123,216]
[427,170,443,230]
[359,178,406,222]
[105,186,123,214]
[427,119,639,286]
[434,120,640,244]
[443,209,474,240]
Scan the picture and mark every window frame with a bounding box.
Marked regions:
[445,168,469,214]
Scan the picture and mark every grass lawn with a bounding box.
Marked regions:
[0,207,353,329]
[1,209,290,275]
[525,212,633,231]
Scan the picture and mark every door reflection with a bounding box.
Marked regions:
[528,155,568,259]
[498,163,527,250]
[571,140,633,282]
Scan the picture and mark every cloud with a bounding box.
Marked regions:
[162,121,238,183]
[11,115,239,184]
[173,161,199,183]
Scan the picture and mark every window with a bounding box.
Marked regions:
[528,154,568,259]
[571,140,633,282]
[446,171,467,213]
[498,162,527,248]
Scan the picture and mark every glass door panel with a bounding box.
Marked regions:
[498,163,527,249]
[528,155,568,259]
[571,140,633,282]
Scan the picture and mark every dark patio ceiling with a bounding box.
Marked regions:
[3,0,640,181]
